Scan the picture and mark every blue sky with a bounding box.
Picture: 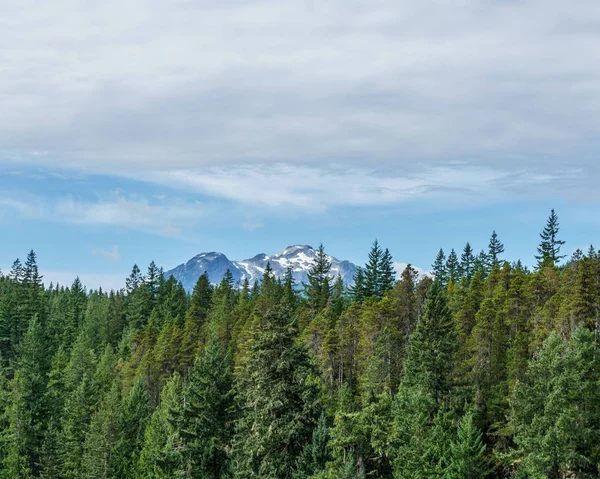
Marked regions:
[1,0,600,290]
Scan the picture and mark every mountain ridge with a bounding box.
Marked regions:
[165,244,430,292]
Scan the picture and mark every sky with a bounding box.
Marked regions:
[1,0,600,290]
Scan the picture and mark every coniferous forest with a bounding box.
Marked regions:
[1,209,600,479]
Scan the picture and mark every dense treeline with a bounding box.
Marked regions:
[1,210,599,478]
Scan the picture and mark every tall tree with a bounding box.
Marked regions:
[487,231,505,269]
[307,244,332,311]
[233,305,321,478]
[432,249,447,285]
[535,208,566,269]
[378,248,396,295]
[364,240,383,298]
[180,332,233,478]
[460,242,476,281]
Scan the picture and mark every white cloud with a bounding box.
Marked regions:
[92,245,121,263]
[140,163,575,209]
[1,0,599,183]
[0,191,204,235]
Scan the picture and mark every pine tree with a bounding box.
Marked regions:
[126,265,143,294]
[364,240,383,298]
[294,413,331,478]
[460,242,476,281]
[59,374,96,478]
[378,248,396,295]
[113,377,151,478]
[307,244,332,311]
[509,327,600,478]
[432,249,447,285]
[136,374,185,479]
[446,410,489,479]
[349,267,366,304]
[446,249,460,284]
[180,332,233,478]
[2,315,49,477]
[81,384,121,479]
[401,280,456,402]
[535,209,566,269]
[487,231,505,269]
[233,305,321,478]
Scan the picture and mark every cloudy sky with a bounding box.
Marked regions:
[1,0,599,289]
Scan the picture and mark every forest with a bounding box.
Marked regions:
[0,209,599,478]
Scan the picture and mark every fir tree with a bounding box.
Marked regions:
[446,249,460,284]
[307,244,332,311]
[233,305,321,478]
[488,230,505,269]
[401,280,456,402]
[349,267,366,304]
[180,332,233,478]
[432,248,447,285]
[460,242,476,281]
[378,248,396,295]
[113,377,151,478]
[364,240,383,298]
[535,208,566,269]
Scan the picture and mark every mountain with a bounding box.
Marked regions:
[165,245,359,292]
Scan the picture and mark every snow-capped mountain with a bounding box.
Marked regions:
[165,245,359,292]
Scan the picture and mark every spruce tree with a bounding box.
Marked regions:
[487,231,505,269]
[349,267,366,304]
[378,248,396,295]
[509,327,600,478]
[113,377,151,478]
[535,208,566,269]
[2,315,49,477]
[460,242,475,281]
[446,249,460,284]
[401,280,456,402]
[180,332,233,478]
[364,240,383,298]
[136,374,185,479]
[432,248,447,285]
[307,244,332,311]
[233,305,321,478]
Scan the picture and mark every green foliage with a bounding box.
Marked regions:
[0,222,598,479]
[233,305,321,478]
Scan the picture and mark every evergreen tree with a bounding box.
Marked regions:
[378,248,396,295]
[113,377,151,478]
[233,305,321,478]
[508,327,600,478]
[446,249,460,284]
[460,242,476,281]
[535,208,566,269]
[2,315,49,477]
[349,267,366,304]
[294,413,331,479]
[180,332,233,478]
[487,231,505,269]
[81,384,121,479]
[307,244,332,311]
[136,374,185,479]
[446,410,490,479]
[364,240,383,298]
[432,249,447,285]
[401,280,456,402]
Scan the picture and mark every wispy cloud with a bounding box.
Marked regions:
[0,191,203,236]
[242,220,265,231]
[141,163,577,209]
[92,245,121,263]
